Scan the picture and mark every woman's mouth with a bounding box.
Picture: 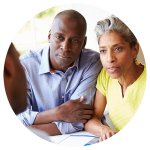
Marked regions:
[106,66,120,73]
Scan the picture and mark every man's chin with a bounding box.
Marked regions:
[57,60,74,68]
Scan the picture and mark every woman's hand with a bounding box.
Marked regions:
[99,125,117,142]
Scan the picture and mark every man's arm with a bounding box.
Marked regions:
[17,57,94,127]
[29,123,61,136]
[33,96,93,125]
[53,53,103,134]
[17,50,101,135]
[30,96,93,135]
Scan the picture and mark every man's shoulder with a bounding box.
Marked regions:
[81,48,100,61]
[19,49,43,62]
[78,48,102,71]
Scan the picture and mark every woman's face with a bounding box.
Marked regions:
[99,31,138,79]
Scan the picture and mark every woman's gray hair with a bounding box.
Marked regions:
[95,15,137,48]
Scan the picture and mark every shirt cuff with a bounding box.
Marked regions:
[53,121,84,134]
[17,109,39,126]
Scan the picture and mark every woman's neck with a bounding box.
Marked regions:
[118,62,144,97]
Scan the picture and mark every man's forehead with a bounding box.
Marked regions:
[53,15,81,25]
[52,15,85,31]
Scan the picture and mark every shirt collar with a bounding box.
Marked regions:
[39,45,81,74]
[39,45,50,75]
[50,61,76,74]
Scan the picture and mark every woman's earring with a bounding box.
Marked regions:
[134,56,136,60]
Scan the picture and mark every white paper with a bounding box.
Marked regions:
[49,131,99,146]
[57,135,94,147]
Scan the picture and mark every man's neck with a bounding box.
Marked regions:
[49,59,75,73]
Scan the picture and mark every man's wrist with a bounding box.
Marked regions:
[52,106,62,121]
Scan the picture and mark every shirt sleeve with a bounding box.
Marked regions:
[17,85,39,126]
[96,68,109,97]
[72,57,106,125]
[53,121,84,135]
[17,108,38,126]
[54,56,104,134]
[17,62,39,126]
[70,56,102,105]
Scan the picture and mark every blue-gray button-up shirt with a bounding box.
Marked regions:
[17,44,103,134]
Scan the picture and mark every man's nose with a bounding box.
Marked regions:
[61,40,71,51]
[107,51,115,63]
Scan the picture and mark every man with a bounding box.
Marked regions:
[17,9,104,135]
[4,43,50,141]
[4,43,27,115]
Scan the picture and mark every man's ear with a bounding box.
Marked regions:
[82,36,87,49]
[48,30,51,43]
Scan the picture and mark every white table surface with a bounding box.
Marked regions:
[48,131,98,146]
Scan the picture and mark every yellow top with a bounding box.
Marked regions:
[96,61,146,131]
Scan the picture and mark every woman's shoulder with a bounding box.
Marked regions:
[98,68,110,81]
[96,68,110,95]
[135,60,146,83]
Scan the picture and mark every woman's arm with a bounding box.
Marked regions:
[85,89,117,141]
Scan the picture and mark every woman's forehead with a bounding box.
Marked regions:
[99,32,127,45]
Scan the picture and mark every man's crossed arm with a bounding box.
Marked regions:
[29,96,93,135]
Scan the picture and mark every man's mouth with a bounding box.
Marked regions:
[58,54,71,59]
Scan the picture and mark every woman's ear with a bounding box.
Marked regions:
[133,43,139,58]
[48,30,51,43]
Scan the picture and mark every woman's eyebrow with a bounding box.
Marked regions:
[112,43,125,47]
[99,43,125,48]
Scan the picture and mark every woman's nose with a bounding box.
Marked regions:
[107,51,115,63]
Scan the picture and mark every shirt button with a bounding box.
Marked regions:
[62,96,64,98]
[63,76,65,78]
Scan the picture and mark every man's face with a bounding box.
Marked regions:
[48,16,87,72]
[4,43,27,114]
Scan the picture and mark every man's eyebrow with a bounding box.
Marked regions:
[54,33,80,38]
[54,32,65,36]
[99,46,106,48]
[71,36,80,38]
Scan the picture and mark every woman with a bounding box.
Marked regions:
[84,15,146,142]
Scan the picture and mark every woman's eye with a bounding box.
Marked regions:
[115,47,122,51]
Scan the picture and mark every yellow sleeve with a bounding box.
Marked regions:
[96,68,110,97]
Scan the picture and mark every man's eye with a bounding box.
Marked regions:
[56,36,63,40]
[100,50,106,53]
[72,39,78,43]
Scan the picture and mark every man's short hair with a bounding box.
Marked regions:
[54,9,87,34]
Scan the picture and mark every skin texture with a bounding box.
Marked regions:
[29,15,94,135]
[4,43,27,114]
[48,15,87,72]
[85,31,144,142]
[99,32,143,96]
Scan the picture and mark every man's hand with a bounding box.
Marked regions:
[59,95,94,123]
